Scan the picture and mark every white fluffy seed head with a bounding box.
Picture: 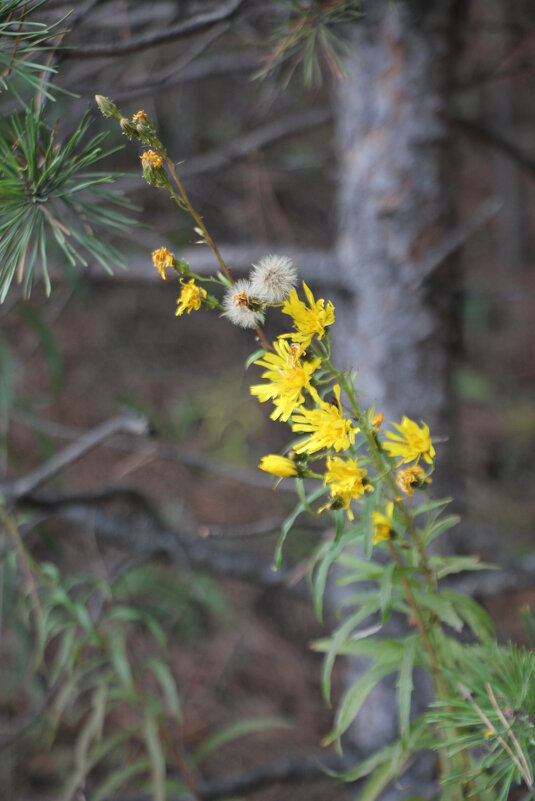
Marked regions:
[249,254,297,303]
[223,279,264,329]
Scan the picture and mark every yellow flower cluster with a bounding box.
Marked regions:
[175,279,206,316]
[323,456,373,520]
[258,454,297,477]
[152,246,174,280]
[292,385,358,455]
[396,464,431,497]
[282,282,335,347]
[383,417,435,466]
[140,149,162,170]
[250,339,320,422]
[372,502,394,544]
[132,110,149,125]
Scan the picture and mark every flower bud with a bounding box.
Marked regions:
[132,110,159,145]
[95,95,121,120]
[120,117,140,140]
[140,150,168,187]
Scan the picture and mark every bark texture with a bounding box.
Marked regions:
[334,0,458,466]
[330,1,460,790]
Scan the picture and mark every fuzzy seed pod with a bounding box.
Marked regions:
[250,254,297,303]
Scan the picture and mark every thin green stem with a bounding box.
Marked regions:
[162,152,273,353]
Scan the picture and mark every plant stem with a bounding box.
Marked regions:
[163,155,233,283]
[163,153,273,353]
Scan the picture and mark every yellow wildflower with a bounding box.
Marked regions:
[484,729,495,740]
[323,456,373,520]
[250,339,321,422]
[282,282,335,347]
[175,279,207,316]
[383,416,435,465]
[132,110,149,124]
[259,454,297,478]
[140,149,162,169]
[372,412,384,433]
[396,464,431,497]
[291,385,359,455]
[152,246,174,280]
[372,501,394,545]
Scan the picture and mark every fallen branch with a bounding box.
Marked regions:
[9,409,292,491]
[1,415,150,502]
[19,497,307,594]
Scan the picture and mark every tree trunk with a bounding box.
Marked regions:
[331,1,461,789]
[334,0,459,479]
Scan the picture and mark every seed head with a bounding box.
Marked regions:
[223,280,264,329]
[250,254,297,303]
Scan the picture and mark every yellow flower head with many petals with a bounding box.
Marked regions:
[175,279,207,316]
[396,464,431,497]
[152,246,174,280]
[250,339,321,422]
[282,282,335,347]
[291,385,359,455]
[259,454,298,478]
[323,456,373,520]
[140,149,162,170]
[383,417,435,466]
[372,501,394,545]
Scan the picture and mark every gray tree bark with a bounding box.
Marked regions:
[330,1,462,793]
[334,0,460,480]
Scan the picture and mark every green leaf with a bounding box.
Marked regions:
[319,604,381,704]
[336,739,402,782]
[312,540,342,623]
[412,589,464,632]
[245,348,266,369]
[274,484,326,568]
[412,497,453,518]
[109,634,133,689]
[323,660,396,746]
[92,758,151,801]
[144,712,166,801]
[379,562,395,623]
[145,658,181,721]
[441,590,495,642]
[358,744,403,801]
[429,554,495,579]
[397,636,417,744]
[424,514,461,546]
[194,717,291,763]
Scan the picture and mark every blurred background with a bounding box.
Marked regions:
[1,1,535,799]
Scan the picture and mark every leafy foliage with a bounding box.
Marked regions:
[0,0,64,97]
[430,644,535,801]
[257,0,363,87]
[0,105,135,300]
[0,519,229,800]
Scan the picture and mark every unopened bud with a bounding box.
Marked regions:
[120,117,140,140]
[95,95,121,120]
[140,149,168,187]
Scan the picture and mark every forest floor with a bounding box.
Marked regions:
[3,264,535,800]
